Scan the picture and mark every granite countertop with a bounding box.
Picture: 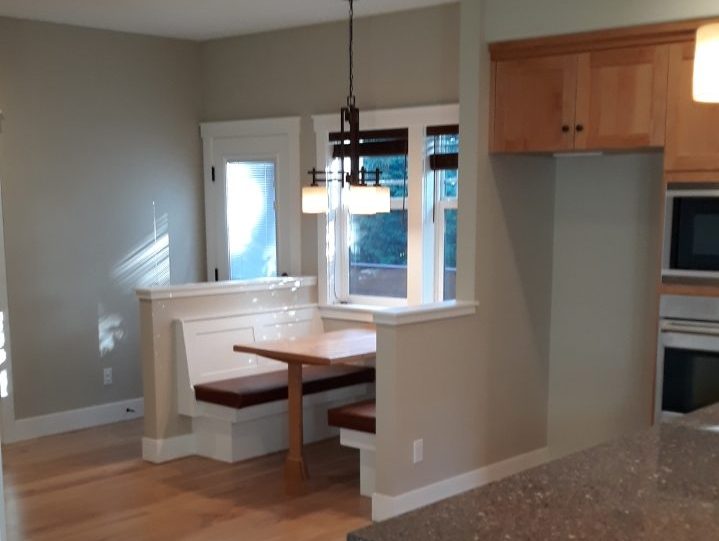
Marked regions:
[349,404,719,541]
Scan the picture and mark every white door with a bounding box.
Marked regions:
[201,118,301,282]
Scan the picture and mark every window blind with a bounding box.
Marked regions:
[427,124,459,171]
[330,128,408,158]
[226,160,277,280]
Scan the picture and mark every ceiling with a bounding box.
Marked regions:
[0,0,457,41]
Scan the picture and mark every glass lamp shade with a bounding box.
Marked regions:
[348,185,391,215]
[302,185,328,214]
[694,23,719,103]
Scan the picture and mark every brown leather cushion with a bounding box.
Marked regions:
[194,365,375,410]
[327,400,376,434]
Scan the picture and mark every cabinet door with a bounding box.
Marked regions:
[665,42,719,172]
[491,55,577,153]
[574,45,669,150]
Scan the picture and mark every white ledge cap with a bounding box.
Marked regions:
[136,276,317,301]
[373,300,478,326]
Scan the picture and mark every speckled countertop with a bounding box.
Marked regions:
[349,404,719,541]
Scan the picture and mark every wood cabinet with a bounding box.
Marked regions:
[575,46,668,150]
[491,45,669,153]
[491,55,577,153]
[665,42,719,174]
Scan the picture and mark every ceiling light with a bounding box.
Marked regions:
[694,23,719,103]
[301,0,389,214]
[301,184,328,214]
[348,185,390,215]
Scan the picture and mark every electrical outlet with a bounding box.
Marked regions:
[413,439,423,464]
[103,368,113,386]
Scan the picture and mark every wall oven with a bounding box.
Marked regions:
[663,187,719,280]
[656,296,719,422]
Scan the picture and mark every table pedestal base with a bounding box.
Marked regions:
[284,456,309,495]
[285,363,309,494]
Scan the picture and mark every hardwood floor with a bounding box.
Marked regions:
[2,421,371,541]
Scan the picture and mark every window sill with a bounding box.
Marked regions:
[136,276,316,301]
[319,300,478,325]
[319,304,388,323]
[372,300,478,327]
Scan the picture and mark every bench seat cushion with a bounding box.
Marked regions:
[194,365,375,410]
[327,399,376,434]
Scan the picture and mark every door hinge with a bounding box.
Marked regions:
[214,268,219,281]
[211,166,216,182]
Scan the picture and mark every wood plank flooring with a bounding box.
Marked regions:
[2,421,371,541]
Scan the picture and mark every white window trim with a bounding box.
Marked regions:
[200,117,301,281]
[434,198,458,301]
[312,104,459,307]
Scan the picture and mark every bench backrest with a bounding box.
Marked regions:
[174,303,323,416]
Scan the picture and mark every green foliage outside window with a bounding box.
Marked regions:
[349,155,408,267]
[444,209,457,269]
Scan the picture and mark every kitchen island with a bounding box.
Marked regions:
[349,404,719,540]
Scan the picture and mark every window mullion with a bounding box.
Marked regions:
[406,125,425,304]
[337,185,351,302]
[435,199,449,301]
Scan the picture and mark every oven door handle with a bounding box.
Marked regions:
[661,321,719,337]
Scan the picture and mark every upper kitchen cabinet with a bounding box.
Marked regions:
[665,41,719,175]
[490,45,669,153]
[491,55,577,153]
[574,46,669,150]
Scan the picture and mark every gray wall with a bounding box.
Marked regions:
[481,0,695,457]
[374,0,557,498]
[0,18,204,419]
[548,154,662,458]
[484,0,719,42]
[200,3,460,274]
[0,4,459,424]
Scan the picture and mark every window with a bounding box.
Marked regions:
[201,118,301,282]
[427,126,459,301]
[330,129,409,299]
[313,105,459,306]
[226,161,277,280]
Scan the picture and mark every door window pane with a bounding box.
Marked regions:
[349,210,408,298]
[443,209,457,300]
[226,161,277,280]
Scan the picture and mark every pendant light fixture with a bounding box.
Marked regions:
[693,22,719,103]
[301,0,391,215]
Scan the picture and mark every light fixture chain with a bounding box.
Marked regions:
[347,0,355,107]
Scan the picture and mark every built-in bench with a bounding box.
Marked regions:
[328,399,376,434]
[173,304,375,463]
[328,400,377,497]
[195,366,375,410]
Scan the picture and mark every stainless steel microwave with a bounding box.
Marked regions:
[662,187,719,280]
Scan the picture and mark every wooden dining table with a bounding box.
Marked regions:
[233,328,376,493]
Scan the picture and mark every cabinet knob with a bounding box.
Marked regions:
[561,125,570,133]
[576,124,584,132]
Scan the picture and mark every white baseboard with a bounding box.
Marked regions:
[142,434,197,463]
[372,446,550,522]
[5,398,144,444]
